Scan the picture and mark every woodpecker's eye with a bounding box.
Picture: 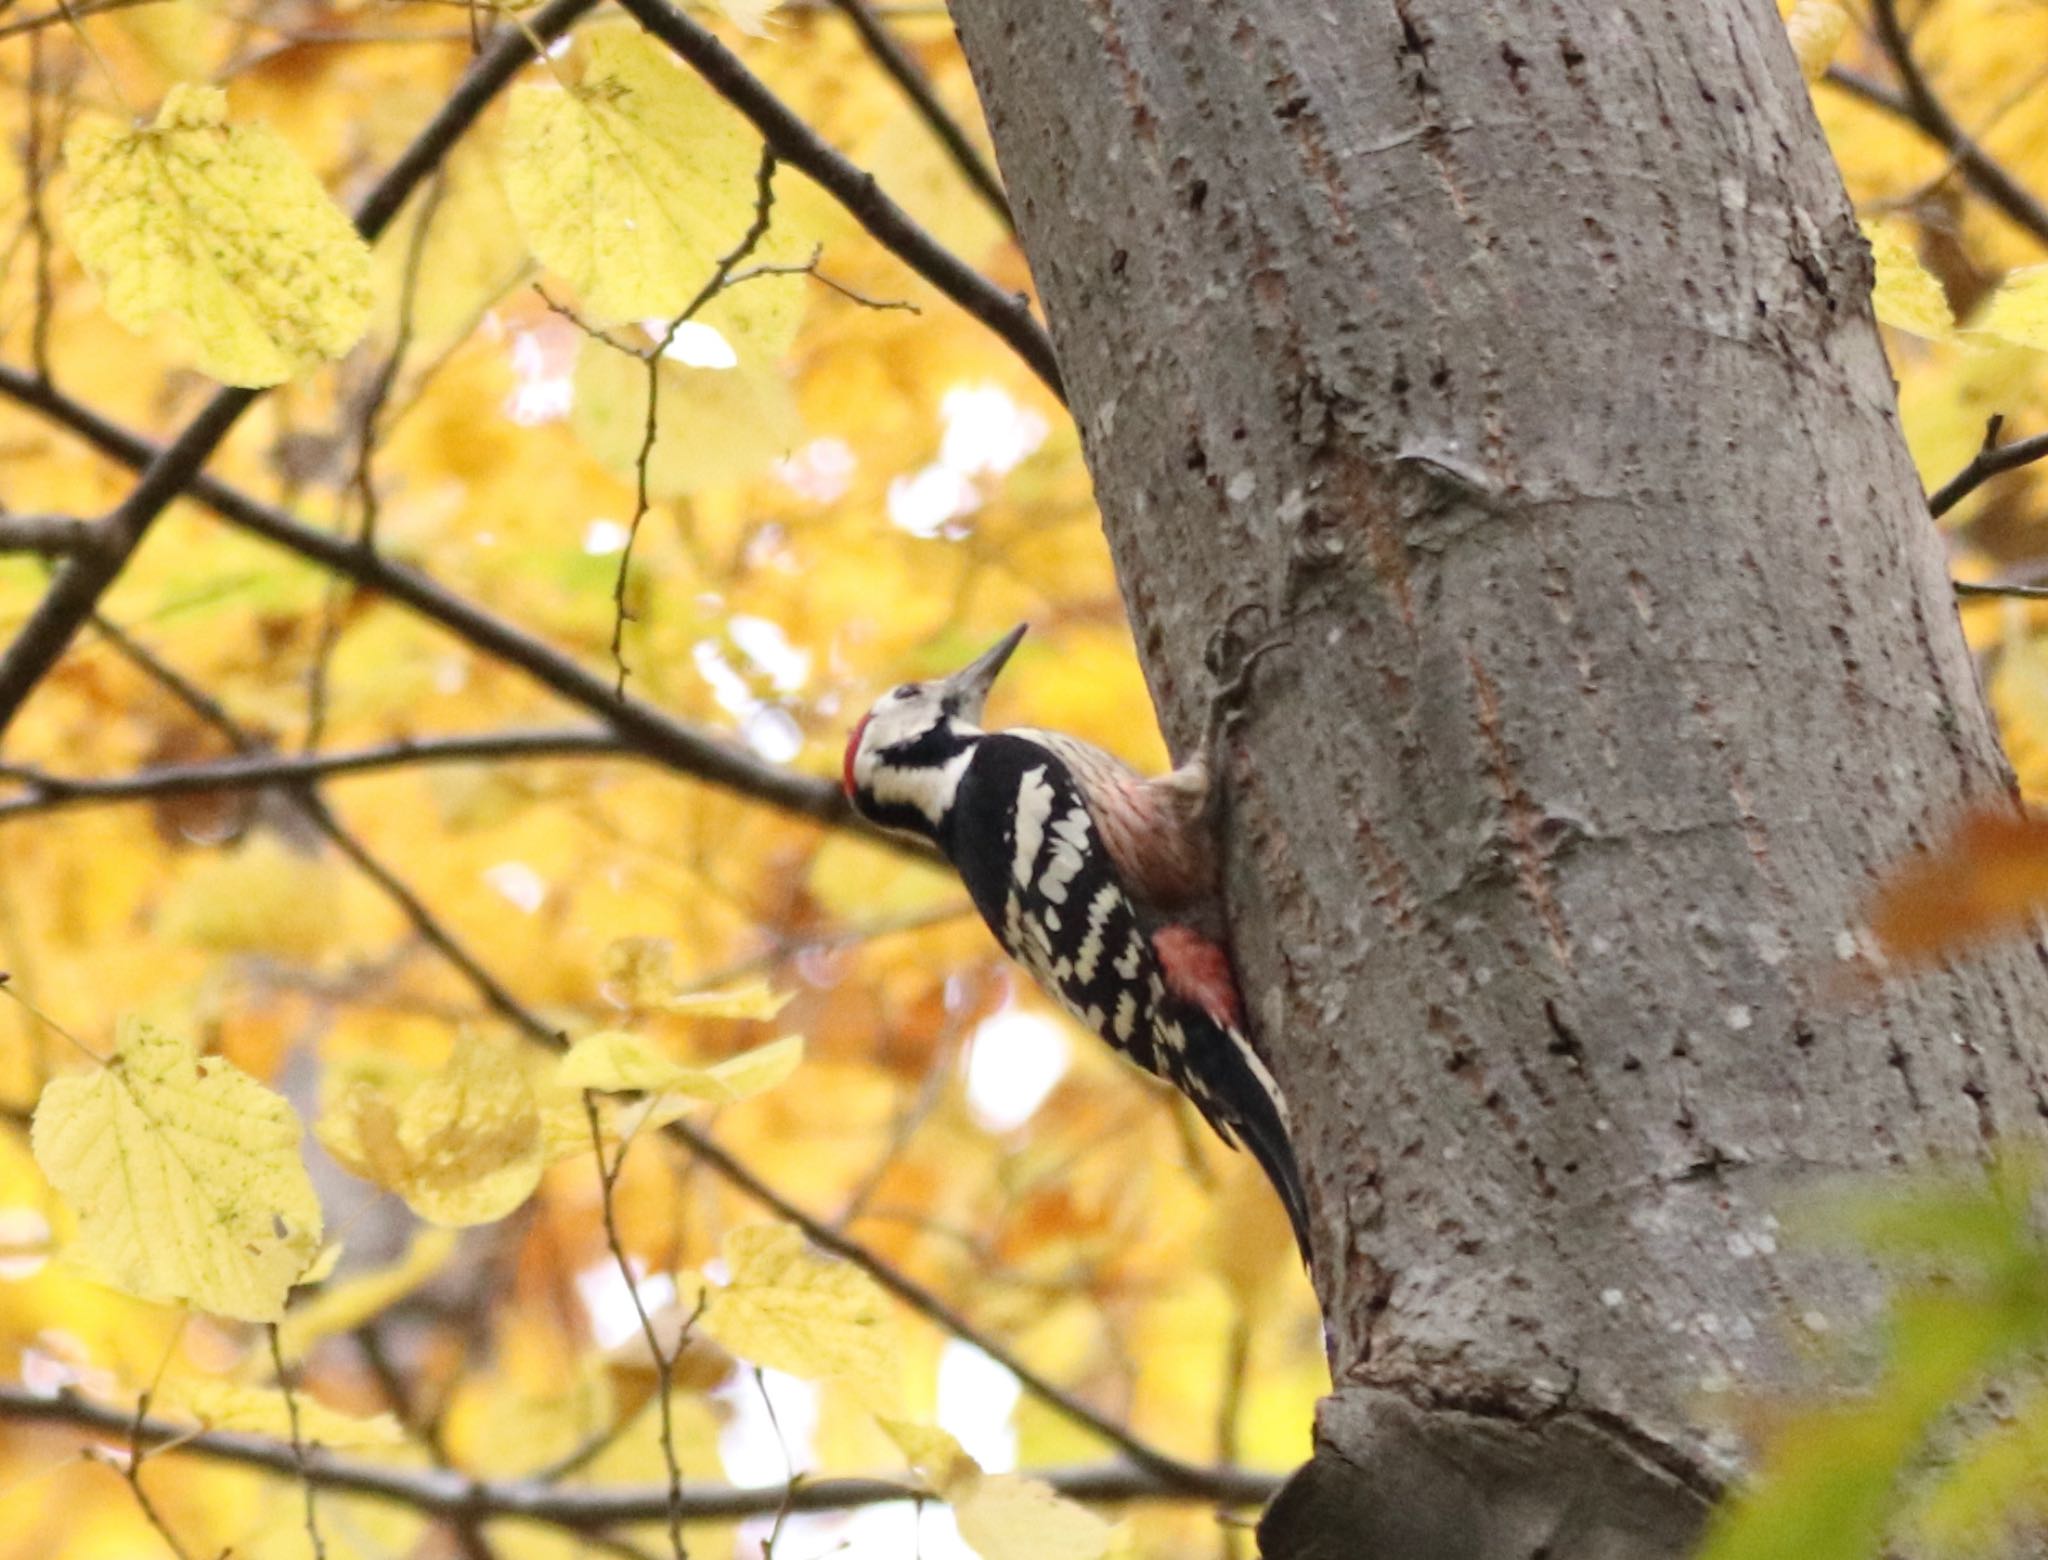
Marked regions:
[891,684,917,700]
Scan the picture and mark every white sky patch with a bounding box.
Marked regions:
[583,518,630,556]
[742,707,804,763]
[888,464,978,538]
[776,437,857,503]
[695,624,811,761]
[483,861,547,914]
[728,616,811,691]
[506,328,575,425]
[889,382,1049,539]
[965,1007,1069,1132]
[718,1368,820,1486]
[938,1339,1020,1473]
[576,1261,679,1352]
[834,1502,978,1560]
[940,383,1049,476]
[658,320,739,370]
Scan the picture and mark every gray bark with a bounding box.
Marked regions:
[949,1,2048,1554]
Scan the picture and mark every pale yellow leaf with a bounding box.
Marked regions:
[570,333,803,497]
[374,145,531,360]
[956,1473,1115,1560]
[559,1030,803,1104]
[501,25,766,323]
[662,978,791,1022]
[1973,265,2048,351]
[601,936,679,1007]
[1861,218,1953,340]
[155,1378,404,1448]
[64,84,373,386]
[275,1228,460,1362]
[316,1036,544,1227]
[700,1224,895,1405]
[705,1034,804,1098]
[31,1018,323,1321]
[1785,0,1849,81]
[879,1417,981,1495]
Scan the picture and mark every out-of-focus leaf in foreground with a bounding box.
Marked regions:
[32,1017,324,1321]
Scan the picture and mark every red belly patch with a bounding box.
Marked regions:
[1152,925,1243,1029]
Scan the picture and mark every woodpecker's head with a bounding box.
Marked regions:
[844,624,1026,836]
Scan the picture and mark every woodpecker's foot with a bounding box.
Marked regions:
[1199,606,1291,794]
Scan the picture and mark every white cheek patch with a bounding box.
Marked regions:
[869,746,973,824]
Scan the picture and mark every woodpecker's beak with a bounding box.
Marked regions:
[942,623,1027,722]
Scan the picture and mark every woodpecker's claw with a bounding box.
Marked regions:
[1197,608,1291,826]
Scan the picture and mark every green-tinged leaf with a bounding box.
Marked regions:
[558,1030,801,1103]
[1910,1379,2048,1557]
[31,1018,324,1321]
[64,84,372,386]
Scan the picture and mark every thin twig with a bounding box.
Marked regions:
[268,1327,330,1560]
[1828,8,2048,248]
[0,513,95,556]
[613,147,782,696]
[823,0,1011,230]
[0,1385,1286,1523]
[610,0,1062,398]
[0,0,604,743]
[0,727,631,821]
[1928,414,2048,518]
[1955,580,2048,601]
[585,1096,695,1560]
[0,365,899,850]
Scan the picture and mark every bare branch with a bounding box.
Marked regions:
[0,513,95,556]
[823,0,1012,230]
[1954,579,2048,601]
[0,1386,1285,1525]
[0,366,897,850]
[1928,414,2048,518]
[0,728,631,820]
[1826,10,2048,248]
[0,0,604,743]
[609,0,1063,399]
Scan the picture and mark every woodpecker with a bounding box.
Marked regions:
[843,624,1310,1261]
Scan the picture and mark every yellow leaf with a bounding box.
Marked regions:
[879,1417,981,1494]
[662,978,792,1022]
[705,1033,804,1097]
[316,1035,545,1227]
[601,939,791,1019]
[31,1018,323,1322]
[700,1224,895,1405]
[158,834,340,959]
[601,936,680,1007]
[559,1030,803,1103]
[154,1378,405,1448]
[374,146,531,360]
[1785,0,1849,82]
[955,1473,1115,1560]
[570,332,803,497]
[275,1227,460,1362]
[64,84,373,386]
[1862,219,1953,340]
[502,25,766,323]
[1973,265,2048,351]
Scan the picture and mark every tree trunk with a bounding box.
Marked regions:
[950,1,2048,1553]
